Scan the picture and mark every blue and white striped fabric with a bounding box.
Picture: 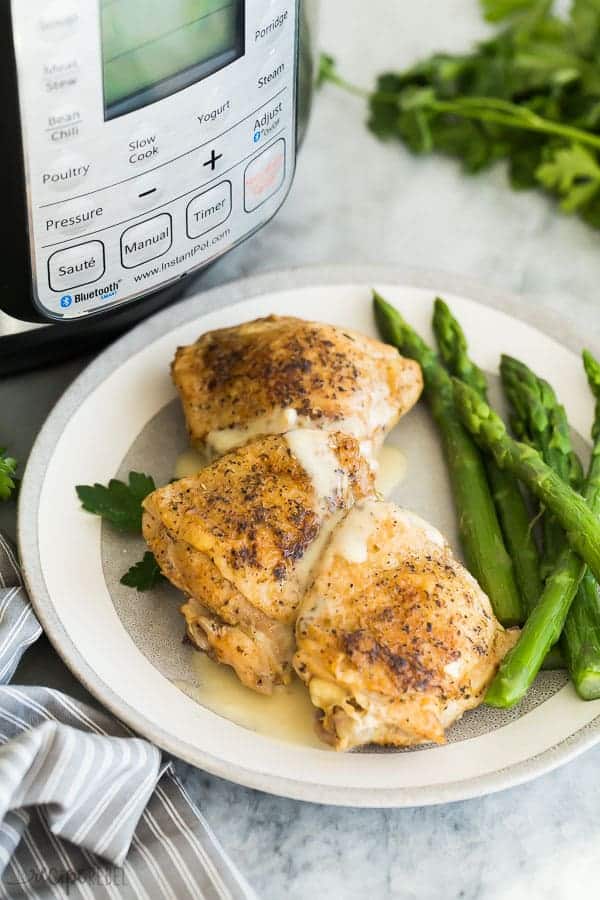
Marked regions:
[0,533,257,900]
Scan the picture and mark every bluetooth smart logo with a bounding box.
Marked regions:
[60,295,73,308]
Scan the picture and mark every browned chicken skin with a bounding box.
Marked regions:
[142,431,374,693]
[171,315,423,458]
[294,500,518,750]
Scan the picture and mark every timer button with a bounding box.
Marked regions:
[120,213,172,268]
[244,139,286,212]
[186,181,232,239]
[47,240,105,292]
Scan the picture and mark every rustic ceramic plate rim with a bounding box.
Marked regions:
[18,264,600,807]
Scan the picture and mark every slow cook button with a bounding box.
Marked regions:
[186,181,232,239]
[120,213,172,268]
[244,139,286,212]
[47,240,105,292]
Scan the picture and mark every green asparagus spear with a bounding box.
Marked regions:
[501,354,600,698]
[452,368,600,706]
[453,378,600,580]
[373,291,523,626]
[561,351,600,698]
[433,300,542,613]
[501,355,583,577]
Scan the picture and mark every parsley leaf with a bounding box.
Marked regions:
[320,2,600,231]
[0,448,18,502]
[536,142,600,210]
[120,552,164,591]
[480,0,542,22]
[76,472,156,532]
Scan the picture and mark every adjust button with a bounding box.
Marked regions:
[186,181,232,239]
[244,139,286,212]
[47,240,105,292]
[120,213,172,268]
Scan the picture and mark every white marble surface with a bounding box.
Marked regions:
[6,1,600,897]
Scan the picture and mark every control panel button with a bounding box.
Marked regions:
[128,130,160,167]
[43,56,80,94]
[47,107,82,145]
[132,176,164,210]
[186,181,232,239]
[41,154,91,192]
[196,99,232,130]
[257,58,286,91]
[43,196,105,238]
[47,240,105,292]
[37,3,79,42]
[120,214,172,268]
[254,8,290,46]
[244,139,286,212]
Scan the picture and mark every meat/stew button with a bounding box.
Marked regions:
[244,139,286,212]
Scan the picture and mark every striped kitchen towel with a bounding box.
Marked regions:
[0,532,257,900]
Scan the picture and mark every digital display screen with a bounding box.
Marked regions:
[101,0,244,120]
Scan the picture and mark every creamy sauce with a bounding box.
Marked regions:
[175,653,325,749]
[295,508,346,590]
[174,448,207,479]
[375,446,408,497]
[326,500,391,565]
[206,408,299,455]
[285,430,347,506]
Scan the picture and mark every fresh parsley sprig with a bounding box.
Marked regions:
[120,552,164,592]
[319,0,600,229]
[76,471,164,591]
[0,448,18,502]
[76,472,156,532]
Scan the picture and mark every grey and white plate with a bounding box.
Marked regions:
[18,266,600,807]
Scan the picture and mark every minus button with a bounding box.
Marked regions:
[138,187,157,198]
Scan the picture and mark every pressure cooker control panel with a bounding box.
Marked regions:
[11,0,298,320]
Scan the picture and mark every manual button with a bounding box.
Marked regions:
[120,213,172,268]
[47,240,105,292]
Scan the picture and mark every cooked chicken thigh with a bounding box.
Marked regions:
[172,315,423,459]
[294,500,518,750]
[142,431,374,693]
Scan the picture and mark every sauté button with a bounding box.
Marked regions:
[47,240,105,292]
[244,139,286,212]
[186,181,232,239]
[120,213,172,268]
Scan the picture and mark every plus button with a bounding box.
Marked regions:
[203,148,223,171]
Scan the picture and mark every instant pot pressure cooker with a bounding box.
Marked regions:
[0,0,318,373]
